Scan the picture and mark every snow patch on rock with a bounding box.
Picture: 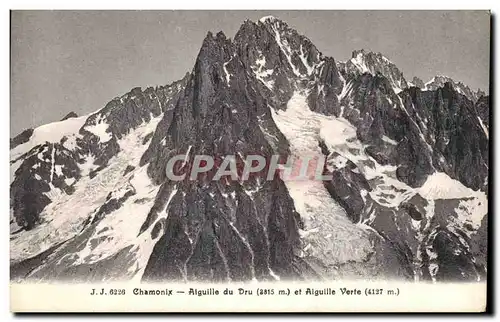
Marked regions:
[84,114,112,143]
[419,172,475,200]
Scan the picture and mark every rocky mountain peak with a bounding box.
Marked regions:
[259,15,279,23]
[257,15,292,31]
[200,30,232,52]
[477,88,486,99]
[60,111,78,121]
[424,75,484,103]
[408,76,425,88]
[343,49,408,93]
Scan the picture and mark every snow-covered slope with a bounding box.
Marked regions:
[10,116,162,264]
[11,116,87,159]
[271,90,373,266]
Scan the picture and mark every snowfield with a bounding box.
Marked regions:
[11,115,87,160]
[10,115,163,265]
[271,90,373,265]
[271,89,488,271]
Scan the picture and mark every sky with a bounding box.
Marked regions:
[10,10,490,136]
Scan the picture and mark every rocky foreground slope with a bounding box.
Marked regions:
[10,16,489,283]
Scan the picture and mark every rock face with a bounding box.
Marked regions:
[140,30,302,281]
[61,111,78,121]
[10,128,34,149]
[423,75,485,103]
[409,76,425,89]
[10,16,488,284]
[341,49,409,93]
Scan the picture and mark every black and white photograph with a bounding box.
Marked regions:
[8,9,491,313]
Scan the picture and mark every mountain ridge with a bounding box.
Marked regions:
[10,16,488,140]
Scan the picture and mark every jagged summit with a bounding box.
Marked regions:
[60,111,78,121]
[342,48,408,93]
[351,49,392,63]
[259,15,278,23]
[424,75,484,102]
[202,30,230,44]
[408,76,425,88]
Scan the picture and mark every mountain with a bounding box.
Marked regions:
[339,49,408,93]
[408,76,425,89]
[10,16,489,283]
[423,75,486,103]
